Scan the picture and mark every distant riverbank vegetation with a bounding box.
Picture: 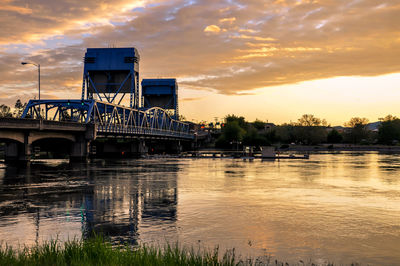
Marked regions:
[215,114,400,148]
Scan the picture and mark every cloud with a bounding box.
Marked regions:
[0,0,152,44]
[219,17,236,24]
[0,0,399,104]
[232,34,276,42]
[180,97,204,102]
[0,4,32,15]
[204,25,221,34]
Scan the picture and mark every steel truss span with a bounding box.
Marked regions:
[21,99,193,139]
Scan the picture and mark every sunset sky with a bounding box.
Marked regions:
[0,0,399,125]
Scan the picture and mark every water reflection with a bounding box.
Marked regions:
[0,153,399,264]
[0,160,179,247]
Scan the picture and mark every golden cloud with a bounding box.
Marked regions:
[232,34,276,42]
[219,17,236,24]
[204,25,221,34]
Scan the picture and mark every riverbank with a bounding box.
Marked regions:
[283,144,400,152]
[195,144,400,155]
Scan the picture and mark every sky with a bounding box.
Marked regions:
[0,0,399,125]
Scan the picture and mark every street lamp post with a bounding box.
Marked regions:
[21,61,40,118]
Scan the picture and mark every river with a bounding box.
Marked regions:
[0,152,399,265]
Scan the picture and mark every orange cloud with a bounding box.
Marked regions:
[232,34,276,42]
[0,4,32,15]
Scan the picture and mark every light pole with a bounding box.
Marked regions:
[21,61,40,118]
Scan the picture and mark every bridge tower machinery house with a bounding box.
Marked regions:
[141,78,179,120]
[82,47,140,108]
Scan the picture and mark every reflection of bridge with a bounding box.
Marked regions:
[0,161,178,246]
[0,47,195,162]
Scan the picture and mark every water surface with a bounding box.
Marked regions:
[0,152,399,265]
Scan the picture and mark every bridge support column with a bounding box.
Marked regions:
[132,139,147,157]
[173,140,182,154]
[4,143,19,162]
[4,133,31,163]
[139,140,147,155]
[167,140,182,154]
[70,136,89,162]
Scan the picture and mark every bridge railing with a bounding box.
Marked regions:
[21,99,193,139]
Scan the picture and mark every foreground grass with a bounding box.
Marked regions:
[0,236,261,266]
[0,236,355,266]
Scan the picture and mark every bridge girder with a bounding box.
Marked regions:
[21,99,193,140]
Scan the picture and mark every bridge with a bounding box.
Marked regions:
[0,47,195,163]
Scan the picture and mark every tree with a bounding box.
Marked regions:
[344,117,370,144]
[274,124,295,143]
[0,104,12,118]
[291,114,328,144]
[60,109,71,121]
[378,115,400,145]
[252,119,265,130]
[379,115,397,122]
[13,99,27,118]
[297,114,322,126]
[327,129,343,143]
[243,125,270,146]
[223,121,245,142]
[216,114,248,148]
[344,117,369,128]
[225,114,247,129]
[293,126,327,145]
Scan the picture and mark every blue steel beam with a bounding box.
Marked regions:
[21,99,193,139]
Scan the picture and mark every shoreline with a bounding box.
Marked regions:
[196,145,400,154]
[282,144,400,152]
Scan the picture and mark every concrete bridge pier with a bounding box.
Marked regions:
[148,140,182,154]
[4,133,31,163]
[170,140,182,154]
[131,139,147,157]
[70,124,95,162]
[70,136,90,162]
[89,138,148,158]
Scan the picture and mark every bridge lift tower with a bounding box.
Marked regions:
[141,78,179,120]
[82,47,140,108]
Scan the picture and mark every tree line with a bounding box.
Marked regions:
[215,114,400,147]
[0,100,27,118]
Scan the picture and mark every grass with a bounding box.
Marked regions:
[0,235,254,266]
[0,235,356,266]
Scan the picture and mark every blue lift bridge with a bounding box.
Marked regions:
[21,48,192,140]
